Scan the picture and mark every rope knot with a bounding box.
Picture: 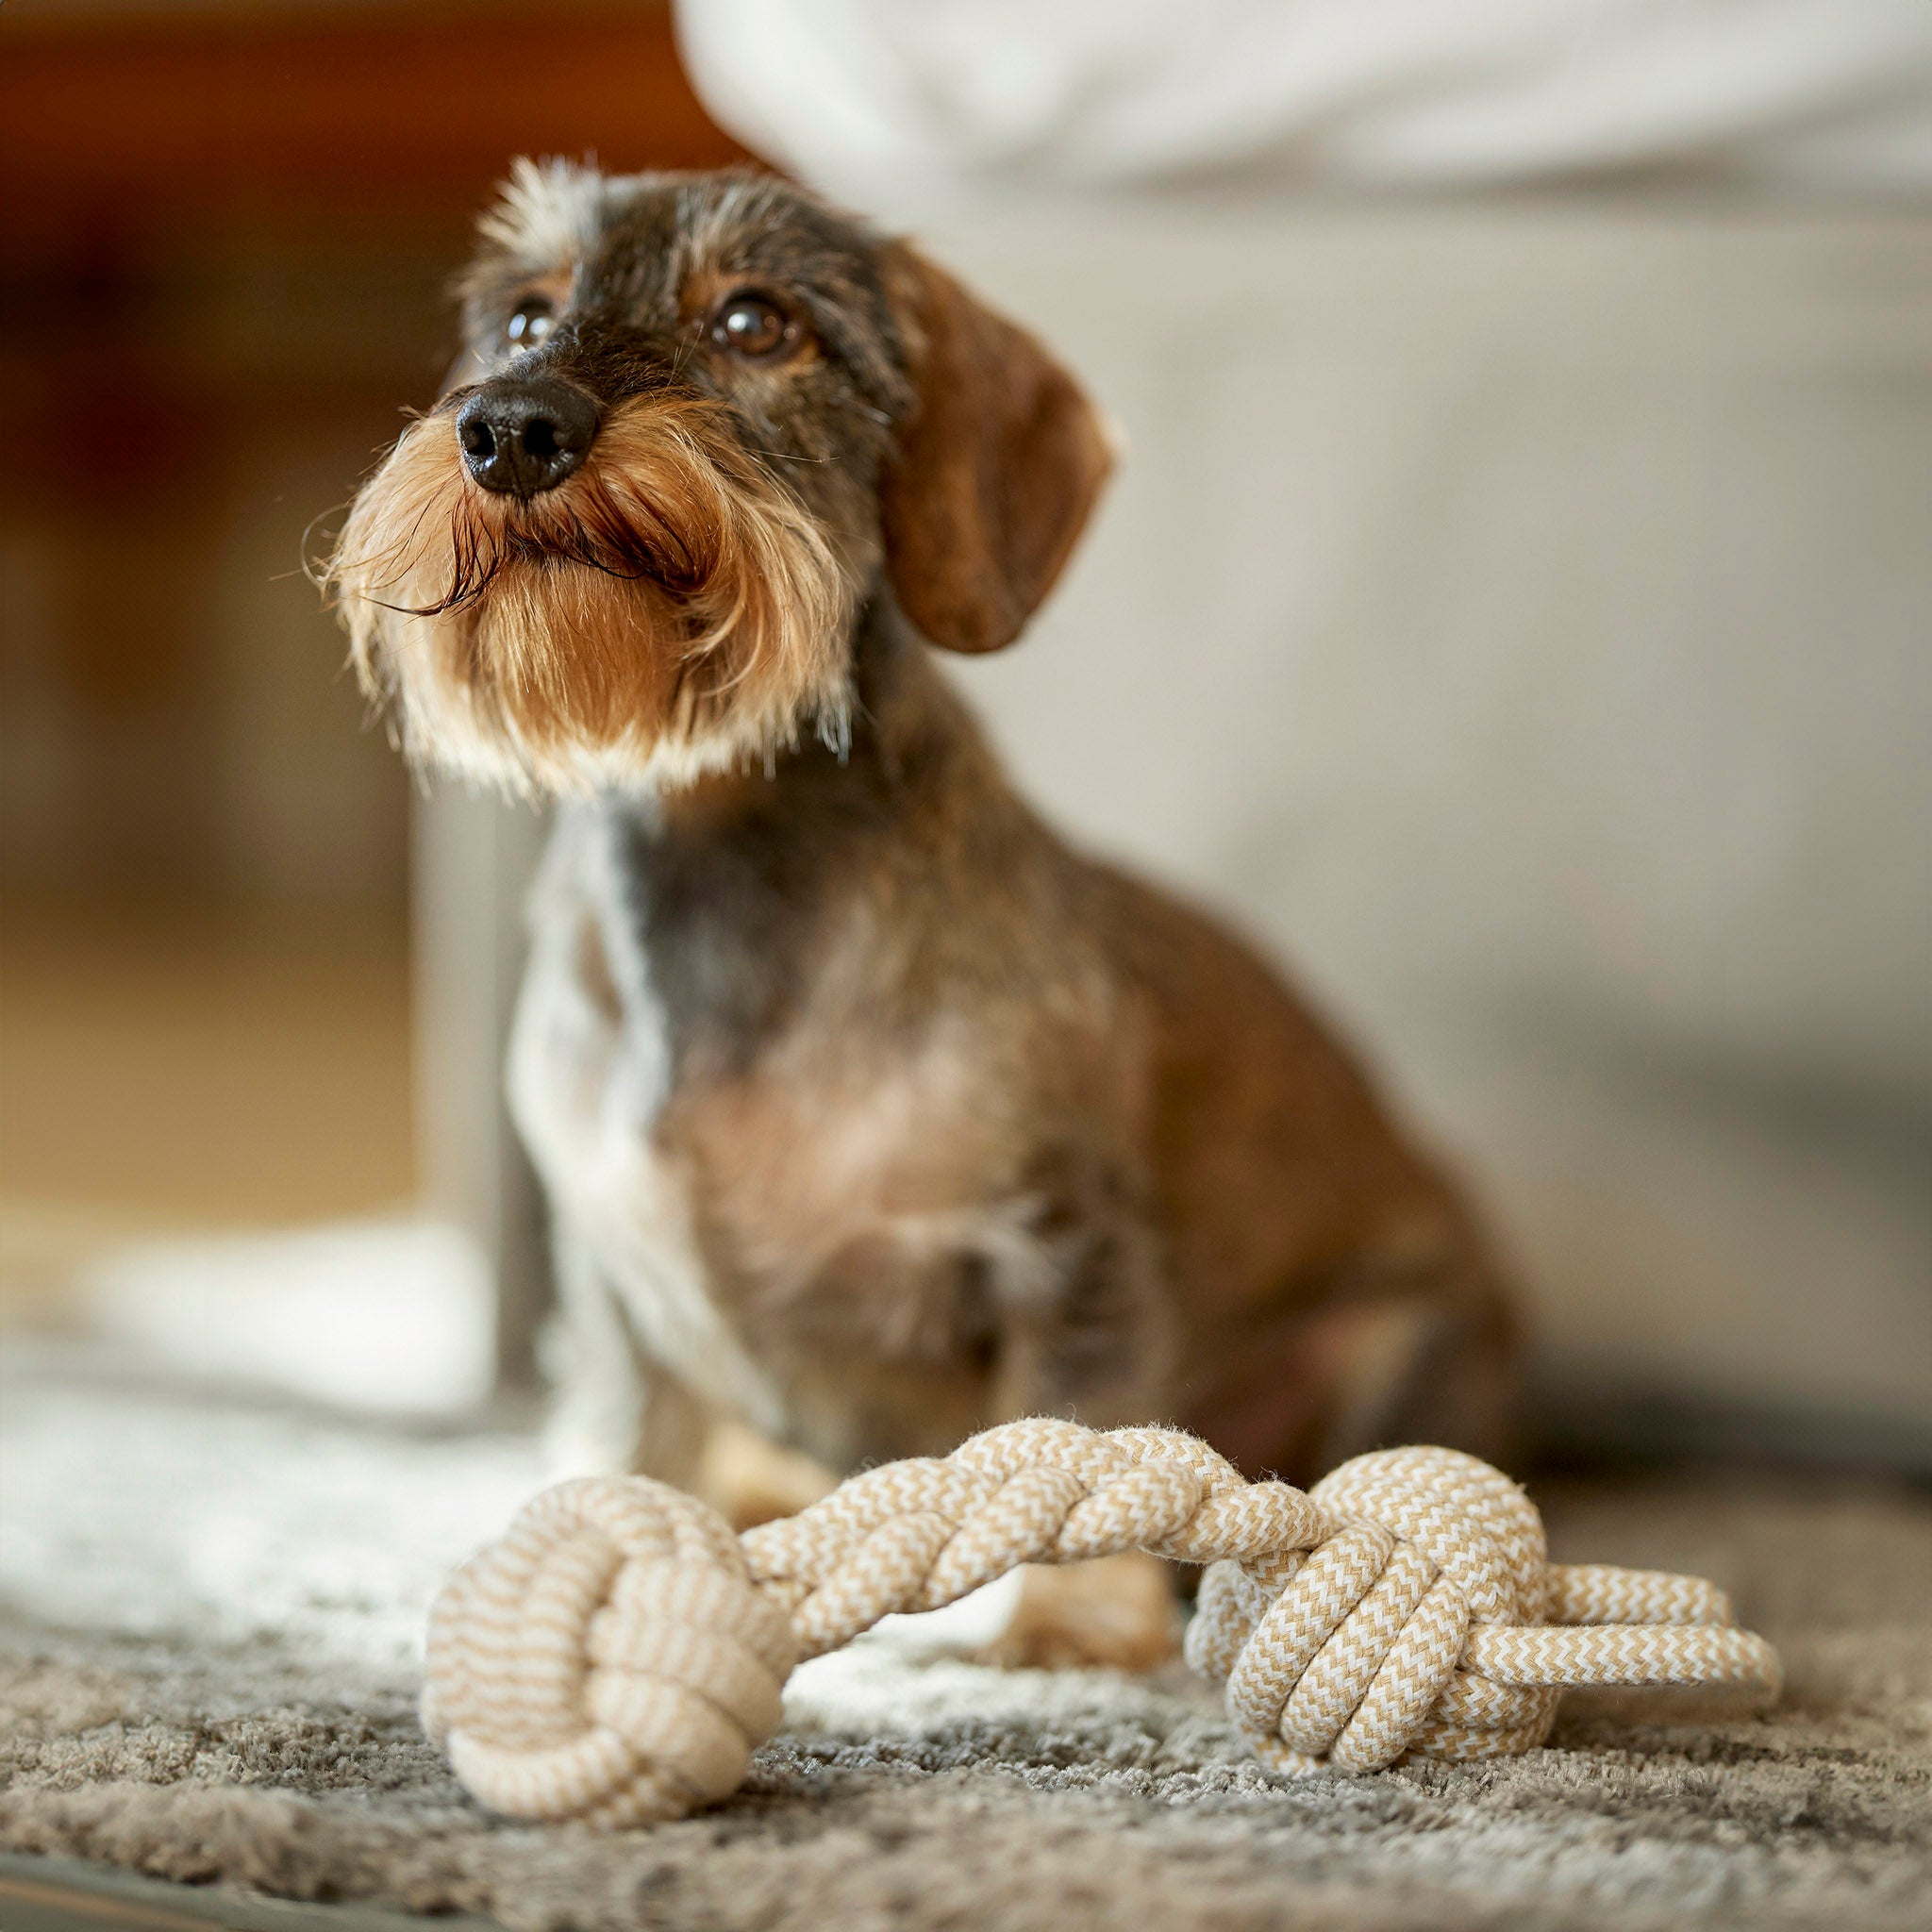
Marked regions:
[423,1475,796,1826]
[1184,1445,1556,1771]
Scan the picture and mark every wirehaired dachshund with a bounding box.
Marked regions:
[328,162,1519,1666]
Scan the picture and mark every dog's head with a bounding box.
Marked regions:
[325,162,1114,794]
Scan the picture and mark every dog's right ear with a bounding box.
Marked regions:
[879,246,1115,655]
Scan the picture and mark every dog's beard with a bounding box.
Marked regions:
[325,393,854,795]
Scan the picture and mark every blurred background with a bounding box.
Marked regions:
[2,0,1926,1467]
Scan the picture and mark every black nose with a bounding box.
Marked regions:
[455,377,599,497]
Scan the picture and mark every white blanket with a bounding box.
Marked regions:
[678,0,1932,207]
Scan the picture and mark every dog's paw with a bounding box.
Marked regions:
[975,1551,1181,1673]
[541,1398,647,1483]
[698,1419,838,1531]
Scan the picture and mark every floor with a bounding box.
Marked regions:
[0,895,413,1321]
[0,1854,499,1932]
[4,1346,1929,1932]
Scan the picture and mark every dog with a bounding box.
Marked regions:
[327,161,1519,1667]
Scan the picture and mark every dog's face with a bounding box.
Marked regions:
[326,162,1114,794]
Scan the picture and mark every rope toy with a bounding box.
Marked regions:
[422,1417,1781,1825]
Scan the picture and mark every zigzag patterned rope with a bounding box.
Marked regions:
[423,1416,1782,1825]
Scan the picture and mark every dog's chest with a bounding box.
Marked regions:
[505,820,789,1428]
[505,815,996,1414]
[506,808,1096,1457]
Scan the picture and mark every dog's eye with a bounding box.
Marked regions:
[505,300,555,350]
[710,292,796,359]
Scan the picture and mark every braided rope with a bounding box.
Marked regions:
[423,1417,1780,1824]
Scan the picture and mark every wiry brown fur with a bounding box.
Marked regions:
[327,383,851,794]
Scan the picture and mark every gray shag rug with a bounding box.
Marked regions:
[2,1346,1928,1932]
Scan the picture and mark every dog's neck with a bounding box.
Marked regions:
[641,600,986,839]
[591,603,1008,1070]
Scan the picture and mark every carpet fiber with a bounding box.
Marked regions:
[3,1347,1928,1931]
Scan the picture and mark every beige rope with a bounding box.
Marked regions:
[422,1417,1780,1824]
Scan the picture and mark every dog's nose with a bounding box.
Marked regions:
[455,378,599,498]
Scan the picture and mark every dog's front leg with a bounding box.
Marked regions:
[977,1178,1184,1672]
[542,1221,834,1524]
[540,1221,707,1486]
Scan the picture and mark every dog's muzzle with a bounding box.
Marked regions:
[456,376,600,499]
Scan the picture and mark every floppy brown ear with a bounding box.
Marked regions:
[879,245,1115,655]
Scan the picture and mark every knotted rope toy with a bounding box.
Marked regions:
[423,1417,1780,1825]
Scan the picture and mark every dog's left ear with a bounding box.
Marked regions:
[879,246,1115,655]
